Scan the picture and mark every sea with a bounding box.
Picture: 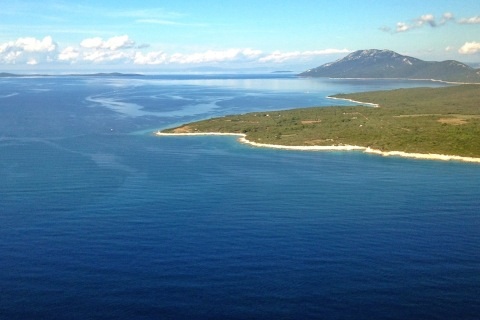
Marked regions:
[1,74,479,320]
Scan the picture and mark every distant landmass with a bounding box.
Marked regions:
[0,72,20,77]
[299,49,480,83]
[79,72,143,77]
[271,71,294,73]
[0,72,143,77]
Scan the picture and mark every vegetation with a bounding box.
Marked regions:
[299,49,480,83]
[162,84,480,157]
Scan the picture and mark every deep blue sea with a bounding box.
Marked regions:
[1,74,479,319]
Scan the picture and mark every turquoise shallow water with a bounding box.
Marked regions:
[1,75,479,319]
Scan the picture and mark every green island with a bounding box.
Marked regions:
[160,84,480,159]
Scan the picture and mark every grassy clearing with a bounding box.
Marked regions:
[162,84,480,157]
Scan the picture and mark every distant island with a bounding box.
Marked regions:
[271,71,295,73]
[157,84,480,163]
[299,49,480,83]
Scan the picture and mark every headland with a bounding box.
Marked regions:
[156,84,480,164]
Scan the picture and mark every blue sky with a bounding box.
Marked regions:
[1,0,480,72]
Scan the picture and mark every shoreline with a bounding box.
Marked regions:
[155,131,480,164]
[323,77,480,85]
[326,96,380,107]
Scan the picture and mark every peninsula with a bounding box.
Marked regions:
[157,84,480,163]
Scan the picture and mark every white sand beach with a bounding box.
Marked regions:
[327,96,380,107]
[155,131,480,164]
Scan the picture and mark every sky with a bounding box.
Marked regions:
[1,0,480,72]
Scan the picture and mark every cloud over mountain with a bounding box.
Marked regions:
[382,12,455,33]
[459,42,480,55]
[380,12,480,33]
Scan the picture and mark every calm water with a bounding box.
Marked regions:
[1,75,479,319]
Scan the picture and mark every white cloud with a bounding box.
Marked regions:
[82,50,131,63]
[259,49,350,63]
[0,36,58,64]
[395,22,410,33]
[386,12,480,34]
[76,35,136,64]
[58,46,80,62]
[242,48,263,59]
[458,41,480,55]
[80,35,134,50]
[458,16,480,24]
[134,51,168,65]
[419,14,436,27]
[20,36,57,52]
[388,12,455,33]
[0,34,351,67]
[440,12,455,24]
[395,14,436,32]
[134,47,345,65]
[168,48,262,64]
[103,35,135,50]
[80,37,103,49]
[0,36,57,54]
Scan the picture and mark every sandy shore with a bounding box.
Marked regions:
[155,131,480,164]
[327,96,380,107]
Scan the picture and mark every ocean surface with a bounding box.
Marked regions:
[1,74,479,319]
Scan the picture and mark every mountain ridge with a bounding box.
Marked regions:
[299,49,480,83]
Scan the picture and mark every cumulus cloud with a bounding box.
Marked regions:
[0,36,58,64]
[75,35,137,63]
[80,35,135,50]
[383,12,455,33]
[383,12,480,33]
[458,16,480,24]
[0,36,57,54]
[458,41,480,55]
[58,46,80,62]
[80,37,103,49]
[0,34,351,67]
[440,12,455,24]
[18,36,57,52]
[134,51,168,65]
[419,14,436,27]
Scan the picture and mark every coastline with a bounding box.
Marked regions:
[327,96,380,107]
[155,131,480,164]
[324,77,480,85]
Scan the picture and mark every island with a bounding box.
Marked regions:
[299,49,480,83]
[156,84,480,163]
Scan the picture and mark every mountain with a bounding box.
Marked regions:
[299,49,480,83]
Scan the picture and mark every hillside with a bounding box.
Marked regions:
[299,49,480,83]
